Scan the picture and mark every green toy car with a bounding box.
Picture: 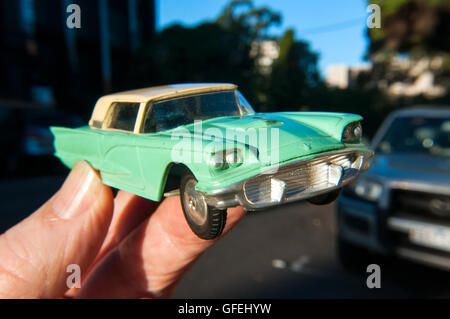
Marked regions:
[51,83,373,239]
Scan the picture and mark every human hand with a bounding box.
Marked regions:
[0,161,246,298]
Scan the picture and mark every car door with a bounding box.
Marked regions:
[99,101,145,192]
[135,98,193,201]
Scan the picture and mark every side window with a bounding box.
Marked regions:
[104,102,140,132]
[142,98,194,133]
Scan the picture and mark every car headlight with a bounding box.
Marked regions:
[342,122,362,143]
[207,149,243,170]
[349,178,383,202]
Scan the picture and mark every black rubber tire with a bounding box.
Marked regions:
[307,188,342,205]
[180,173,227,240]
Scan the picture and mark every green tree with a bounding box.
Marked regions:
[355,0,450,119]
[125,0,324,114]
[216,0,281,41]
[128,23,253,85]
[367,0,450,56]
[126,0,284,109]
[265,29,321,112]
[365,0,450,84]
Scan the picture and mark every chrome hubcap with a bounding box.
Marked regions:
[183,178,208,226]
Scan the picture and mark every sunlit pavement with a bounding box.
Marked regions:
[1,176,450,298]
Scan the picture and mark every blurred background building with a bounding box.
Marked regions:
[0,0,155,116]
[326,64,351,89]
[326,63,372,89]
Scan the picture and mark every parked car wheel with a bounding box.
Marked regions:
[307,188,342,205]
[180,173,227,240]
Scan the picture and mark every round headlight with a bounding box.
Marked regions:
[208,149,244,170]
[353,125,362,140]
[342,122,362,143]
[207,152,226,170]
[225,149,243,168]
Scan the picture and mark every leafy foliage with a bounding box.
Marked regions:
[125,0,319,113]
[367,0,450,56]
[123,0,448,140]
[266,29,321,112]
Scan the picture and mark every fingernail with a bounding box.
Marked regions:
[52,161,103,219]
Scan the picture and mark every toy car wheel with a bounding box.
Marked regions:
[180,173,227,240]
[307,188,342,205]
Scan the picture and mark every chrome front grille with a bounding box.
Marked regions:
[243,150,371,207]
[390,189,450,222]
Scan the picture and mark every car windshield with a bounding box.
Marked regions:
[376,115,450,157]
[143,90,255,132]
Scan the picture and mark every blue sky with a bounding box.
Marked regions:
[157,0,371,77]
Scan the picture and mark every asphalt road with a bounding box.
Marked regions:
[1,175,450,298]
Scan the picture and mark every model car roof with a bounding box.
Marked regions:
[100,83,237,102]
[90,83,237,125]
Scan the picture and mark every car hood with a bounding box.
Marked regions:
[179,112,352,162]
[179,112,362,165]
[366,152,450,186]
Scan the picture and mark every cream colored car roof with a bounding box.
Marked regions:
[90,83,237,124]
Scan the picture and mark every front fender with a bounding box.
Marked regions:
[276,112,362,141]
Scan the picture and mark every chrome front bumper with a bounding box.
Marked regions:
[204,149,374,211]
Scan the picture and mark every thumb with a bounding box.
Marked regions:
[0,160,114,298]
